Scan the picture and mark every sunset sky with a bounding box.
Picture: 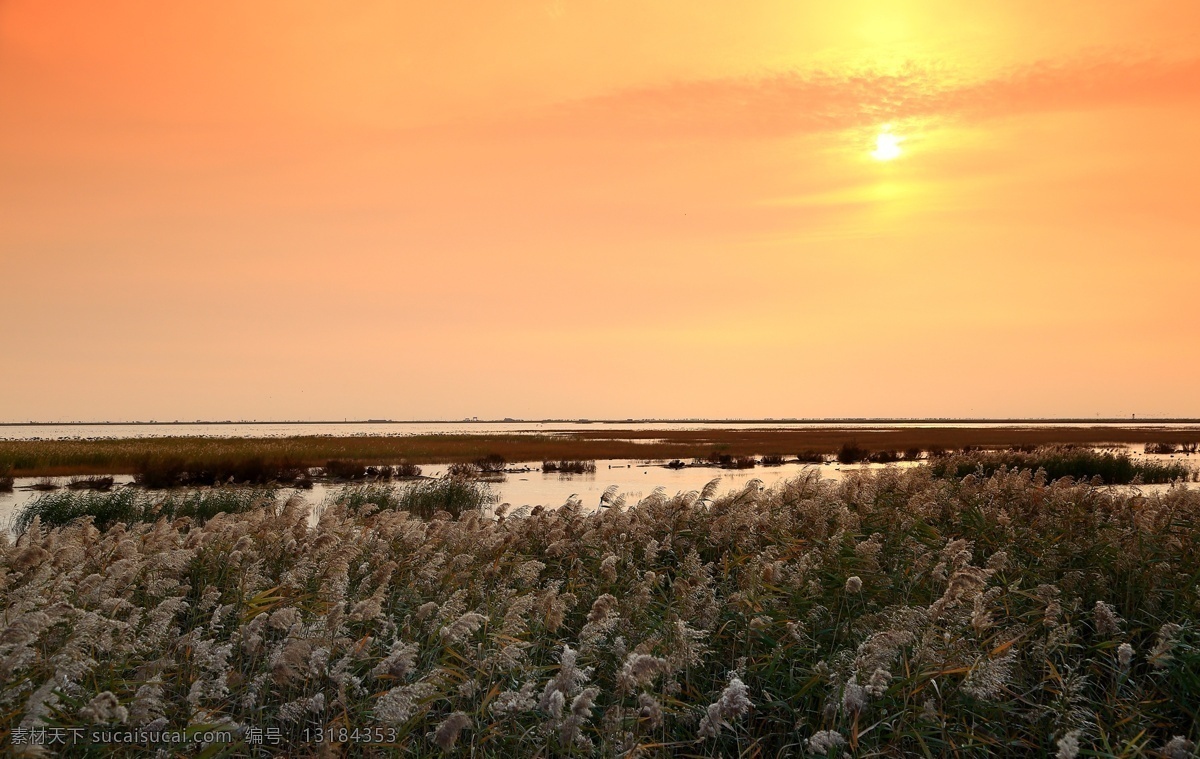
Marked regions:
[3,1,1199,421]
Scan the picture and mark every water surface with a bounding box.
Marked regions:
[4,446,1193,533]
[5,420,1200,441]
[1,459,910,531]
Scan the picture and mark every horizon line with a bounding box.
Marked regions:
[3,417,1199,426]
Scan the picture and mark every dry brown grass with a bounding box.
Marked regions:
[2,426,1199,477]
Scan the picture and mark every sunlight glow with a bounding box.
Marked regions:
[871,129,903,161]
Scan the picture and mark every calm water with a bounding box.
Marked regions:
[0,459,912,532]
[4,420,1200,441]
[5,422,1197,533]
[5,449,1194,534]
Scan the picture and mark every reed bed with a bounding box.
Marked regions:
[476,455,507,475]
[702,454,760,469]
[133,457,309,488]
[2,467,1198,756]
[543,461,599,475]
[838,443,871,465]
[67,476,115,491]
[930,446,1196,485]
[327,480,497,521]
[1146,443,1199,455]
[13,488,279,534]
[6,427,1200,477]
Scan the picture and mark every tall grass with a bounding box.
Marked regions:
[395,462,423,478]
[837,440,869,464]
[392,477,497,518]
[323,459,367,481]
[930,445,1197,484]
[867,449,901,463]
[3,468,1198,756]
[1146,442,1199,455]
[13,487,278,533]
[327,478,497,520]
[324,483,408,513]
[67,475,114,491]
[708,454,757,469]
[8,427,1200,477]
[322,461,422,481]
[476,454,506,474]
[134,455,306,488]
[542,460,598,474]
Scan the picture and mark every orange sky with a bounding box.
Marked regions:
[3,1,1199,421]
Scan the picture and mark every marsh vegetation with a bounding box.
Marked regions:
[929,446,1196,485]
[67,475,114,491]
[4,427,1200,478]
[543,461,599,475]
[3,464,1198,756]
[13,487,279,534]
[1146,442,1200,455]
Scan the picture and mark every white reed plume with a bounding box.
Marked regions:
[1161,736,1195,759]
[865,668,891,698]
[1117,642,1134,672]
[616,652,666,693]
[638,692,664,729]
[559,687,600,746]
[128,679,165,727]
[961,650,1016,702]
[79,691,128,724]
[489,682,538,717]
[430,712,471,751]
[600,554,619,583]
[539,645,593,712]
[1092,601,1122,638]
[375,682,437,725]
[697,676,752,739]
[806,730,847,756]
[439,612,486,644]
[1056,730,1081,759]
[841,675,866,714]
[371,641,419,680]
[278,693,326,722]
[1149,623,1182,669]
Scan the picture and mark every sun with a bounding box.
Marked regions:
[871,128,903,161]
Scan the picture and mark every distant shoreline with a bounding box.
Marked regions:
[3,426,1199,477]
[3,418,1198,427]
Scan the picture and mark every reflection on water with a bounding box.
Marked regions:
[0,460,911,531]
[3,450,1193,533]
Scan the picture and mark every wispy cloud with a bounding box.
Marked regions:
[535,54,1200,139]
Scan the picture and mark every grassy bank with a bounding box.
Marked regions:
[326,480,498,521]
[3,426,1200,477]
[2,468,1198,756]
[13,488,279,534]
[930,446,1197,484]
[15,479,498,533]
